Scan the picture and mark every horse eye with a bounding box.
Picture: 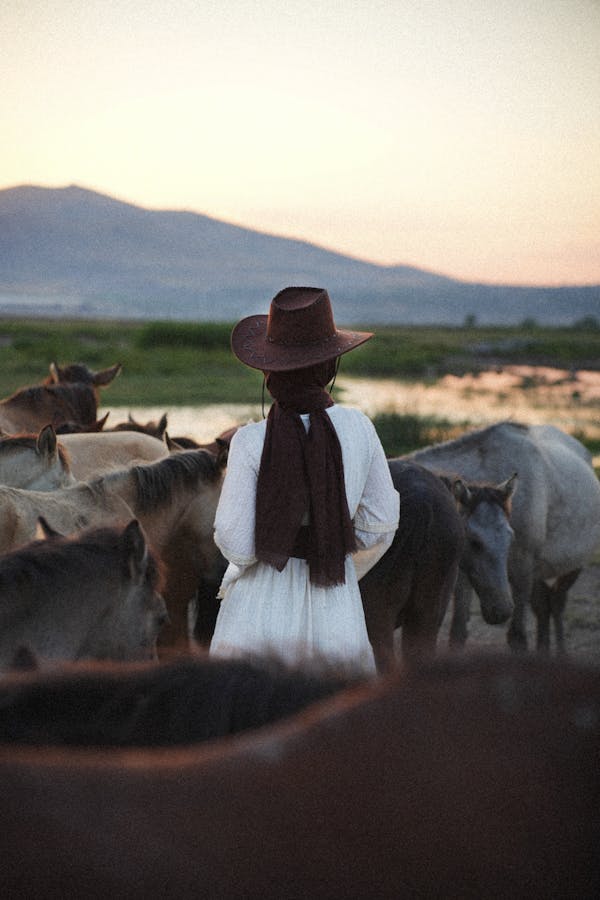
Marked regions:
[470,538,483,554]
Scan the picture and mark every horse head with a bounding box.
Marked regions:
[451,473,518,625]
[47,361,122,387]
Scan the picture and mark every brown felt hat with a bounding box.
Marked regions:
[230,287,373,372]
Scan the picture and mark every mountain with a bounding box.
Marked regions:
[0,184,598,325]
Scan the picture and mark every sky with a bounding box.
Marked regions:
[2,0,599,286]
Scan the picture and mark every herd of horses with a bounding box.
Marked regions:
[0,360,598,896]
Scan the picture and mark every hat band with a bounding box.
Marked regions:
[266,330,340,347]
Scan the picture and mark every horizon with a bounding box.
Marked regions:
[2,1,599,287]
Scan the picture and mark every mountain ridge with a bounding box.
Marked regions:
[0,184,598,325]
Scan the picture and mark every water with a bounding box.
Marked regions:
[103,367,600,445]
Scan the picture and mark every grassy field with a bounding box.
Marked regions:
[1,317,599,406]
[1,317,599,458]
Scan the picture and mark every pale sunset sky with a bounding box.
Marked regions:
[2,0,599,286]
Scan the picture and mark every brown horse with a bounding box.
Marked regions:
[0,652,597,898]
[0,362,121,434]
[0,425,76,490]
[91,448,228,648]
[0,519,167,670]
[110,412,169,439]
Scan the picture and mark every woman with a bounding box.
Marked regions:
[210,287,400,673]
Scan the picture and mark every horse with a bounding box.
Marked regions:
[0,519,167,671]
[0,652,364,745]
[110,412,169,439]
[87,448,228,649]
[0,362,121,434]
[0,480,135,558]
[0,652,597,898]
[404,421,600,652]
[58,430,169,480]
[359,461,465,670]
[44,361,122,388]
[55,412,111,433]
[0,425,76,490]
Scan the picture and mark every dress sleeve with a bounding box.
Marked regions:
[213,427,259,567]
[352,422,400,580]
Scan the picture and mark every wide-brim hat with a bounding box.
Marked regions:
[231,286,373,372]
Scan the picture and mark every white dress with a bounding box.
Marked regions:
[209,405,400,673]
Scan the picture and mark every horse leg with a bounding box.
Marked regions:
[193,574,223,646]
[449,570,474,649]
[551,569,581,655]
[530,581,551,653]
[401,561,456,664]
[157,565,202,653]
[360,573,404,675]
[507,557,534,653]
[369,608,399,674]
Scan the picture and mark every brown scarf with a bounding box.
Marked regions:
[255,361,357,586]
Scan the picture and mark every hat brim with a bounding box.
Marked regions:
[231,315,373,372]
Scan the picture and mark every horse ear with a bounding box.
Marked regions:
[96,412,110,430]
[122,519,149,581]
[498,472,518,499]
[35,516,63,540]
[165,432,182,452]
[36,424,57,460]
[48,362,62,384]
[127,412,136,424]
[451,477,472,508]
[92,363,122,387]
[157,413,168,437]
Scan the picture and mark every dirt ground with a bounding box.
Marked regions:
[437,560,600,666]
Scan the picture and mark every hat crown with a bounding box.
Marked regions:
[267,287,336,346]
[230,285,373,371]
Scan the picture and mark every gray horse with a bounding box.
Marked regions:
[404,421,600,652]
[0,519,167,670]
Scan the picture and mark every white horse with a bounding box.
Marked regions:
[404,421,600,652]
[58,430,169,480]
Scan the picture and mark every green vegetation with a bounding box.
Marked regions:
[1,317,599,405]
[370,413,466,457]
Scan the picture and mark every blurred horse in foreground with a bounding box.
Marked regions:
[0,651,597,898]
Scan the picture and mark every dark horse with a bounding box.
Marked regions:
[0,653,364,746]
[360,461,464,669]
[0,652,598,899]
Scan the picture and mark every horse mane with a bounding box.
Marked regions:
[459,481,513,513]
[0,525,162,614]
[129,449,222,515]
[0,653,366,747]
[0,433,71,469]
